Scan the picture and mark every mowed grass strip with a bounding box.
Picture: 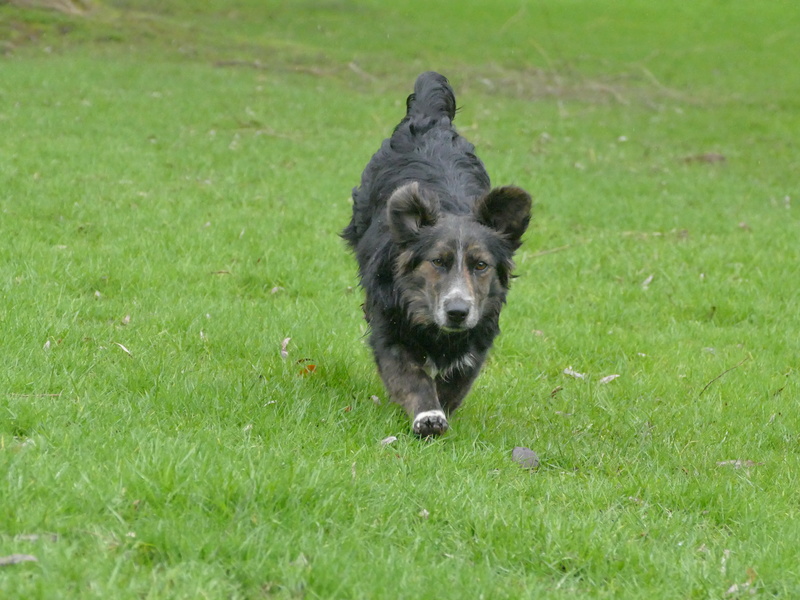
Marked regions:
[1,1,799,597]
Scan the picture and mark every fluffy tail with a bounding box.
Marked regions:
[405,71,456,121]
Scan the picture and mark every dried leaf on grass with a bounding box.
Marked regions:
[563,367,585,379]
[0,554,38,567]
[14,533,59,542]
[282,339,317,375]
[716,460,762,469]
[683,152,726,164]
[725,567,758,597]
[599,374,620,384]
[380,436,398,446]
[724,581,755,597]
[280,337,291,360]
[297,362,317,376]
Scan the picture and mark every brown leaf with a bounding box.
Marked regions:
[298,363,317,376]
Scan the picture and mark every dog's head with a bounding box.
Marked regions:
[388,182,531,332]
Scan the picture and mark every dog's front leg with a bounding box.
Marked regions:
[436,367,481,415]
[374,345,448,436]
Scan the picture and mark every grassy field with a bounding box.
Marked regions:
[1,0,799,597]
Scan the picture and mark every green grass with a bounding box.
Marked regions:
[1,0,799,597]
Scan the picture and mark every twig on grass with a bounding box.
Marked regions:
[213,60,331,78]
[698,356,751,397]
[214,60,264,70]
[498,5,528,35]
[637,66,687,100]
[348,62,377,82]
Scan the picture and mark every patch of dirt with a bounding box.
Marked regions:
[2,3,694,108]
[457,62,691,106]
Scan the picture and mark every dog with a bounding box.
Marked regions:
[342,72,531,436]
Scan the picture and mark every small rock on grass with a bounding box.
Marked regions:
[512,447,540,470]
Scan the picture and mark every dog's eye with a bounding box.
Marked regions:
[431,258,445,268]
[474,261,489,271]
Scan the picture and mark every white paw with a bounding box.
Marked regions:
[413,410,449,437]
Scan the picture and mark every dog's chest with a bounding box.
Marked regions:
[423,352,477,380]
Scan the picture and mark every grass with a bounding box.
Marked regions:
[1,0,799,597]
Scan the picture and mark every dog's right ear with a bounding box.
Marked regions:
[387,182,439,245]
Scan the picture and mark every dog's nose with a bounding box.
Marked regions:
[445,299,470,325]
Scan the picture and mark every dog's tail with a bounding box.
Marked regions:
[405,71,456,122]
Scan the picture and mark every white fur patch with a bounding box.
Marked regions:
[454,351,477,371]
[413,410,447,428]
[434,245,479,329]
[423,352,477,381]
[436,284,477,329]
[440,352,477,380]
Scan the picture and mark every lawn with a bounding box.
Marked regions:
[1,0,799,597]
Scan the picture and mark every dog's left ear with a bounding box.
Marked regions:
[474,186,532,250]
[387,182,440,245]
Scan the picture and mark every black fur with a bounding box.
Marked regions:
[343,72,531,436]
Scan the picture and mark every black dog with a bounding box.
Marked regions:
[342,72,531,436]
